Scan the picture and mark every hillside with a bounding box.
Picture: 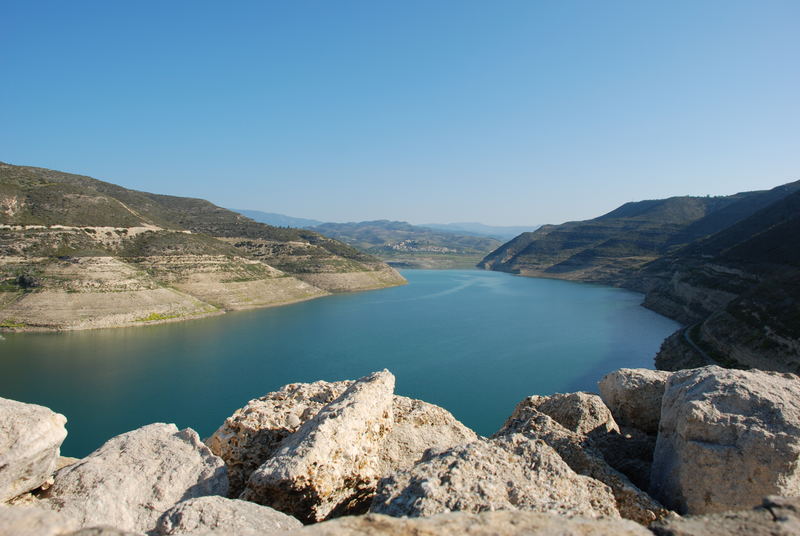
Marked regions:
[0,162,405,331]
[313,220,503,269]
[638,190,800,372]
[479,183,800,283]
[480,180,800,373]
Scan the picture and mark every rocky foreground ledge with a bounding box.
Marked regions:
[2,366,800,535]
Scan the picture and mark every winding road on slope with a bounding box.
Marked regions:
[683,323,718,366]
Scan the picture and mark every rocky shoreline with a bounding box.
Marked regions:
[2,366,800,535]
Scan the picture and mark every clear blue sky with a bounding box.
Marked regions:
[2,1,798,225]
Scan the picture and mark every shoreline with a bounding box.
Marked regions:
[0,276,406,334]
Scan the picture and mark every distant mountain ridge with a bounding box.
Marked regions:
[234,209,537,241]
[479,179,800,373]
[231,209,323,229]
[233,210,509,269]
[312,220,503,270]
[420,222,540,240]
[0,162,405,331]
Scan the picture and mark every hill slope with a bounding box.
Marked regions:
[478,196,731,282]
[638,190,800,372]
[0,162,405,331]
[479,182,800,284]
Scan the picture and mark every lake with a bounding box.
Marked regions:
[0,269,680,456]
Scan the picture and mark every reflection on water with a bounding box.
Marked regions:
[0,270,679,456]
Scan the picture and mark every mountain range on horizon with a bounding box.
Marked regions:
[232,210,537,269]
[232,208,539,241]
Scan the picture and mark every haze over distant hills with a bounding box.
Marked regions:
[233,209,537,240]
[234,209,523,269]
[233,209,323,229]
[313,220,502,269]
[421,222,539,241]
[480,179,800,373]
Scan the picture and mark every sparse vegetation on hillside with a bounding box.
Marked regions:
[0,161,406,331]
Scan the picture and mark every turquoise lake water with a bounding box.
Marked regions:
[0,270,680,456]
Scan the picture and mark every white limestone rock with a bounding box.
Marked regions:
[651,495,800,536]
[0,397,67,502]
[207,380,354,497]
[650,366,800,514]
[287,511,653,536]
[41,423,227,533]
[496,410,668,524]
[0,504,79,536]
[598,368,672,434]
[509,392,620,436]
[241,370,395,522]
[378,395,478,475]
[155,496,301,535]
[67,529,144,536]
[208,381,477,502]
[370,434,619,519]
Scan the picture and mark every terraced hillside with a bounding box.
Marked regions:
[479,182,800,284]
[0,162,405,331]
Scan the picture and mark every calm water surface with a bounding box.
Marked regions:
[0,270,679,456]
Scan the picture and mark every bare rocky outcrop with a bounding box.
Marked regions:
[598,368,672,434]
[378,396,478,476]
[651,496,800,536]
[495,393,656,489]
[0,504,79,536]
[41,423,228,534]
[208,379,477,501]
[501,392,619,436]
[288,511,653,536]
[241,371,395,523]
[67,529,144,536]
[207,380,355,497]
[496,401,667,524]
[370,434,619,519]
[589,426,657,492]
[155,496,302,535]
[0,397,67,502]
[650,366,800,514]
